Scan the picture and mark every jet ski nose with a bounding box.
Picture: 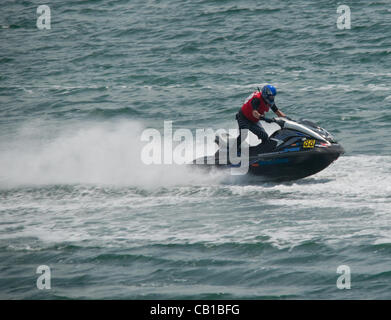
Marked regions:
[327,143,345,160]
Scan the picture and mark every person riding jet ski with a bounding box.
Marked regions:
[236,85,287,152]
[194,85,344,180]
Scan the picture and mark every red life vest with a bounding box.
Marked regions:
[240,91,269,123]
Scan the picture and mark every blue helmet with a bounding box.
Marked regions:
[261,85,277,105]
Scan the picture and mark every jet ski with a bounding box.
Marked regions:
[193,117,344,181]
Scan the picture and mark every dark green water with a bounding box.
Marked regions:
[1,0,391,299]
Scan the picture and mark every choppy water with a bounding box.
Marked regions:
[1,0,391,299]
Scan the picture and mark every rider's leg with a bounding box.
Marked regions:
[248,121,269,144]
[236,113,250,151]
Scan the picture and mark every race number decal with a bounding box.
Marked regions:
[303,139,315,148]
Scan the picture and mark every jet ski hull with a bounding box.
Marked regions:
[247,143,344,181]
[193,143,343,181]
[192,117,344,182]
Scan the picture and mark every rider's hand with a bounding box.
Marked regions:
[252,110,261,119]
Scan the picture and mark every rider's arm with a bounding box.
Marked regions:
[274,109,286,117]
[251,98,261,119]
[271,104,286,118]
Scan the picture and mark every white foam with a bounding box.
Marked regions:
[0,120,224,189]
[2,123,391,250]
